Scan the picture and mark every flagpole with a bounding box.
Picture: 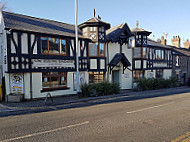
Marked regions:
[75,0,80,96]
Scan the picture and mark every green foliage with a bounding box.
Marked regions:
[136,76,178,91]
[80,81,120,98]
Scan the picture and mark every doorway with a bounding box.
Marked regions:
[112,71,120,84]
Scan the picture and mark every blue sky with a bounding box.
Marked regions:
[2,0,190,46]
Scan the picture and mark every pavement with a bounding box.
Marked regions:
[0,86,190,117]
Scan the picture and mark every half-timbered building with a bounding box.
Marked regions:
[1,10,189,100]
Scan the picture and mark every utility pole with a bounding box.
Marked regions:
[75,0,80,96]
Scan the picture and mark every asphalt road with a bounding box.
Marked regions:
[1,92,190,142]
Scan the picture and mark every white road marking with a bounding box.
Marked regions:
[126,102,173,114]
[1,121,89,142]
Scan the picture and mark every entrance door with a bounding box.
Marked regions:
[112,71,120,84]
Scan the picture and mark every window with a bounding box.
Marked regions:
[41,37,48,53]
[133,47,147,58]
[156,69,163,79]
[133,70,145,80]
[176,56,180,66]
[99,26,104,32]
[49,38,59,54]
[88,42,105,57]
[89,72,105,83]
[155,49,165,60]
[89,42,98,56]
[99,43,105,56]
[41,37,66,55]
[42,72,67,89]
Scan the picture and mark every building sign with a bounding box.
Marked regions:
[154,62,167,68]
[147,71,154,78]
[10,73,24,94]
[32,59,75,68]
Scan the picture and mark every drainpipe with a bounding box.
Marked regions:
[107,42,109,81]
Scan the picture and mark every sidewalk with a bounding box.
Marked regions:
[0,86,190,117]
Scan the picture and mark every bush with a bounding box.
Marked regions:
[80,81,120,98]
[136,76,178,91]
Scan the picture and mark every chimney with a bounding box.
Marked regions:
[183,39,190,49]
[160,36,167,45]
[171,35,181,48]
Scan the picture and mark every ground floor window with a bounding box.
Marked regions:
[133,70,144,80]
[89,72,105,83]
[156,69,163,79]
[42,72,67,89]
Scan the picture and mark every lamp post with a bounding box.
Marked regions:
[75,0,80,96]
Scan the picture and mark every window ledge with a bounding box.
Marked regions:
[41,87,70,93]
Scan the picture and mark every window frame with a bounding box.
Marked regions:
[42,72,67,90]
[133,47,147,59]
[41,37,67,56]
[155,49,165,60]
[89,72,105,83]
[88,42,105,57]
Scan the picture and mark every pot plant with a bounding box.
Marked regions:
[6,93,24,103]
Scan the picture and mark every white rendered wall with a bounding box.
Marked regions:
[163,69,172,79]
[107,43,133,89]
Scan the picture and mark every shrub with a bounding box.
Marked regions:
[80,81,120,98]
[136,76,178,91]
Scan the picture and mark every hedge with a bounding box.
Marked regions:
[80,81,120,97]
[136,76,178,91]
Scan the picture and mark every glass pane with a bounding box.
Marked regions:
[60,39,66,54]
[142,47,147,58]
[51,77,59,87]
[89,43,97,56]
[134,47,141,58]
[99,43,105,56]
[49,38,59,54]
[41,37,48,53]
[42,77,50,88]
[162,50,164,59]
[59,76,67,86]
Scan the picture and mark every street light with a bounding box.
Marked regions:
[75,0,80,96]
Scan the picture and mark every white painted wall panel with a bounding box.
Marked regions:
[90,59,97,69]
[21,33,28,54]
[163,69,172,79]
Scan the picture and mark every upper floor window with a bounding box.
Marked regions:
[133,47,147,58]
[41,37,66,55]
[88,42,105,57]
[99,43,105,56]
[155,49,164,60]
[176,56,180,66]
[99,26,104,32]
[90,27,96,31]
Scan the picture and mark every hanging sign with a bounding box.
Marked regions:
[10,74,24,94]
[32,59,75,68]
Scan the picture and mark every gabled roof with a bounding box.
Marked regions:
[108,53,131,67]
[171,46,190,57]
[2,11,84,38]
[106,23,132,42]
[79,17,110,29]
[132,27,152,35]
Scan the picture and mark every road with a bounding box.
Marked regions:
[1,91,190,142]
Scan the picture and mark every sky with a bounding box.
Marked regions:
[1,0,190,46]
